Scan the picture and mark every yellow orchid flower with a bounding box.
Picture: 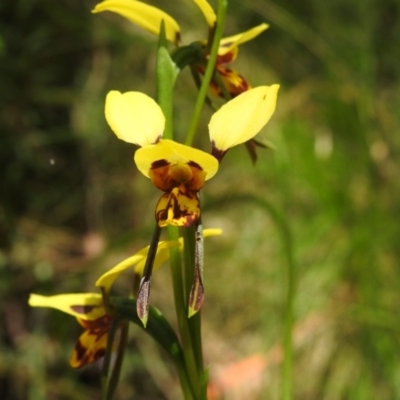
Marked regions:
[106,90,219,227]
[27,238,191,365]
[93,0,270,106]
[105,85,278,230]
[29,293,112,368]
[92,0,180,44]
[193,0,269,98]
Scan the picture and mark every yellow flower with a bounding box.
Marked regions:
[106,90,219,227]
[92,0,267,98]
[92,0,180,44]
[28,239,184,364]
[29,293,112,368]
[193,0,269,98]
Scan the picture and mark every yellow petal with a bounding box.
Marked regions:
[193,0,216,29]
[209,85,280,152]
[216,47,238,64]
[203,228,223,237]
[105,91,165,147]
[96,240,180,292]
[134,139,219,180]
[156,187,200,227]
[215,66,251,98]
[29,293,105,320]
[134,229,221,274]
[134,240,180,276]
[95,250,148,293]
[92,0,180,44]
[70,324,109,368]
[218,23,269,56]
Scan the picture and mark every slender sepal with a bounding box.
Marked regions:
[188,215,205,317]
[137,225,162,326]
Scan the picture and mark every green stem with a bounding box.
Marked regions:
[167,225,200,399]
[106,321,129,400]
[175,359,196,400]
[101,316,122,400]
[185,0,228,146]
[155,31,200,397]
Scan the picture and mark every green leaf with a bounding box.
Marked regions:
[111,297,195,399]
[110,297,182,361]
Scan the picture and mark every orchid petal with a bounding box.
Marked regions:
[92,0,180,44]
[96,240,180,292]
[134,240,180,276]
[29,293,105,321]
[95,250,148,293]
[135,139,218,180]
[193,0,216,29]
[218,23,269,56]
[214,66,251,98]
[209,85,279,152]
[155,187,200,227]
[105,91,165,147]
[70,320,110,368]
[203,228,223,238]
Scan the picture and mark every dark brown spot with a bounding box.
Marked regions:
[151,159,169,169]
[70,305,96,315]
[74,339,87,364]
[94,348,106,361]
[187,160,202,170]
[211,142,227,162]
[156,190,200,227]
[216,51,236,66]
[175,32,181,46]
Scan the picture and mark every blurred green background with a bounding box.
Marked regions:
[1,0,400,399]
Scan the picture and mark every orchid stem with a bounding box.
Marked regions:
[167,225,200,399]
[101,316,122,400]
[106,321,129,400]
[156,32,201,396]
[185,0,228,147]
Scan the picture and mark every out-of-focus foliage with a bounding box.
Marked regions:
[1,0,400,399]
